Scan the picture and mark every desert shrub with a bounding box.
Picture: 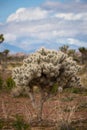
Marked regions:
[51,83,59,93]
[10,62,22,68]
[64,87,87,94]
[0,119,4,129]
[77,102,87,110]
[59,123,75,130]
[6,77,16,90]
[61,96,74,102]
[0,76,3,90]
[71,88,82,94]
[54,96,77,130]
[10,62,17,67]
[13,115,31,130]
[12,48,82,121]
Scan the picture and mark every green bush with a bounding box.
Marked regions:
[0,119,4,129]
[6,77,16,90]
[61,96,74,102]
[0,76,3,90]
[13,115,31,130]
[51,83,58,93]
[64,87,82,94]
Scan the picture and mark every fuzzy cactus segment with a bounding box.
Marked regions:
[12,48,81,95]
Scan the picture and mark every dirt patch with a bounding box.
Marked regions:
[0,92,87,129]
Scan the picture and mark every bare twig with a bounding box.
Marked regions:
[2,99,8,119]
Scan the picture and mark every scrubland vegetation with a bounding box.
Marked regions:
[0,34,87,130]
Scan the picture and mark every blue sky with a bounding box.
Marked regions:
[0,0,45,22]
[0,0,87,53]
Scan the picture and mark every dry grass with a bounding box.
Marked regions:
[0,62,87,129]
[1,99,8,119]
[81,73,87,88]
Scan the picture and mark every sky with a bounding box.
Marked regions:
[0,0,87,53]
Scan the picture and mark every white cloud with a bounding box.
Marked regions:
[76,0,80,2]
[55,13,87,21]
[0,3,87,52]
[42,1,87,13]
[57,38,87,47]
[0,23,3,26]
[4,33,17,42]
[7,7,48,22]
[67,38,86,46]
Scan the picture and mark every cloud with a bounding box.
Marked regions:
[42,1,87,13]
[7,7,48,22]
[56,38,87,49]
[5,33,17,42]
[0,1,87,53]
[0,22,3,25]
[65,38,87,47]
[55,12,87,21]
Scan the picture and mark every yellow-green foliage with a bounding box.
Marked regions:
[51,83,58,93]
[13,115,31,130]
[6,77,16,90]
[0,119,4,129]
[0,76,3,90]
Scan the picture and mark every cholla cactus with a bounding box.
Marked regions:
[12,48,81,121]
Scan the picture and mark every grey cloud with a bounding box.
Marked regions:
[41,1,87,13]
[0,3,87,52]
